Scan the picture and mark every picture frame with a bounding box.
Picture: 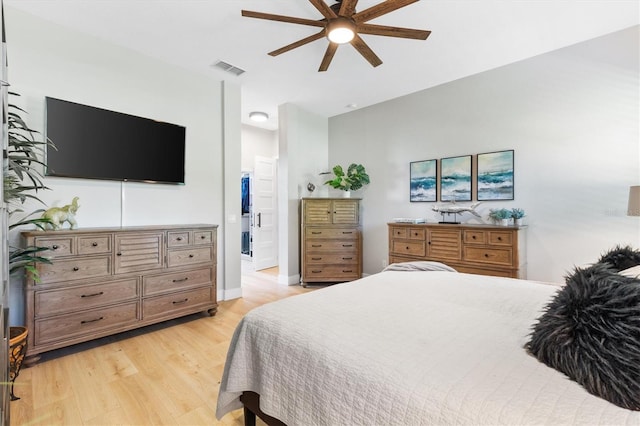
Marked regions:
[477,150,514,201]
[440,155,472,201]
[410,159,437,202]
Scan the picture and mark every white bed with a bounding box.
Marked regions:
[216,270,640,425]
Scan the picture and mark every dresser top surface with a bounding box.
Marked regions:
[22,224,218,237]
[388,222,527,230]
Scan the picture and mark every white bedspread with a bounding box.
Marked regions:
[216,271,640,425]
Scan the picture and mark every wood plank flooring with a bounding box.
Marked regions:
[10,273,316,425]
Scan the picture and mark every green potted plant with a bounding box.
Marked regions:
[4,93,55,398]
[5,93,54,277]
[488,208,512,226]
[323,163,370,197]
[511,208,525,226]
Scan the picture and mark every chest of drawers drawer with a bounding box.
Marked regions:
[167,247,213,267]
[34,301,139,346]
[305,228,358,239]
[391,240,426,257]
[78,235,112,255]
[143,287,213,320]
[143,267,213,296]
[35,236,74,257]
[305,253,358,264]
[463,246,513,266]
[35,278,139,316]
[37,256,111,284]
[304,265,360,280]
[305,240,358,252]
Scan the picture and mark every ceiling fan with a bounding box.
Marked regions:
[241,0,431,72]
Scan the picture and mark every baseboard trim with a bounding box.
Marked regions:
[219,287,243,301]
[278,273,301,286]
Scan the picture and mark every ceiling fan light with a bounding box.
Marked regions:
[327,18,355,44]
[249,111,269,122]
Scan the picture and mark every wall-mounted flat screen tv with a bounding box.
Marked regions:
[45,97,186,185]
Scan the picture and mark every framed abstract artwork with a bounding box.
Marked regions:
[410,159,437,202]
[440,155,472,201]
[477,150,514,201]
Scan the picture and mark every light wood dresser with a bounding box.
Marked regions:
[388,223,527,278]
[301,198,362,286]
[21,224,217,364]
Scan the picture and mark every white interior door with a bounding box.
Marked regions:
[252,156,278,271]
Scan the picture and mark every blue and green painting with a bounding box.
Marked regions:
[441,156,471,201]
[410,159,437,202]
[477,150,514,200]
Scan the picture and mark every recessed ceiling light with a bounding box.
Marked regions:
[249,111,269,122]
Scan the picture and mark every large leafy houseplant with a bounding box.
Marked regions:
[324,163,370,192]
[4,93,54,277]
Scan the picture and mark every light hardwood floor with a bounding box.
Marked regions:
[10,272,315,425]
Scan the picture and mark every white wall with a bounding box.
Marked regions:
[5,7,235,323]
[241,124,278,172]
[329,26,640,284]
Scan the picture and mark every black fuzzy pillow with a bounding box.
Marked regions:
[525,263,640,411]
[598,245,640,272]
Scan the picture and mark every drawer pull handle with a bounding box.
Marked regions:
[117,252,122,256]
[173,277,189,283]
[472,235,476,239]
[498,237,503,241]
[312,244,322,248]
[343,257,353,260]
[484,253,489,257]
[81,317,103,325]
[189,254,194,258]
[52,245,59,250]
[92,242,98,247]
[311,270,322,273]
[311,257,322,260]
[343,231,353,234]
[177,237,183,241]
[414,233,418,236]
[72,267,79,271]
[342,244,353,247]
[81,292,104,298]
[311,232,322,235]
[406,246,410,250]
[343,270,353,273]
[173,298,189,305]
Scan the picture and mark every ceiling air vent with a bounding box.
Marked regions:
[212,60,246,76]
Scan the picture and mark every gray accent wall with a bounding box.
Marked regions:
[328,26,640,283]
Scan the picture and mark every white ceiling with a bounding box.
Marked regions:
[5,0,639,130]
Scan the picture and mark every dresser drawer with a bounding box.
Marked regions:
[193,230,213,245]
[304,265,360,280]
[390,227,408,239]
[38,256,111,284]
[78,235,112,255]
[391,240,426,257]
[143,267,213,296]
[35,278,139,316]
[488,231,513,246]
[167,247,213,267]
[463,230,486,244]
[306,240,358,252]
[463,247,513,266]
[34,302,138,346]
[305,228,358,239]
[143,287,213,319]
[167,231,190,247]
[305,253,358,264]
[35,237,74,257]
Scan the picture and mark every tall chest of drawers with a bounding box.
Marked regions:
[388,223,527,278]
[21,224,217,364]
[301,198,362,286]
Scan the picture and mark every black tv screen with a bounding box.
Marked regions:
[45,97,186,184]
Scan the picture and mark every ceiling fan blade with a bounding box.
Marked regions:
[353,0,418,23]
[269,31,326,57]
[309,0,337,19]
[358,23,431,40]
[350,35,383,67]
[339,0,359,16]
[242,10,326,28]
[319,43,338,72]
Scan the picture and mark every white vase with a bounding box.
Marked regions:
[342,191,351,198]
[514,218,523,226]
[500,218,509,226]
